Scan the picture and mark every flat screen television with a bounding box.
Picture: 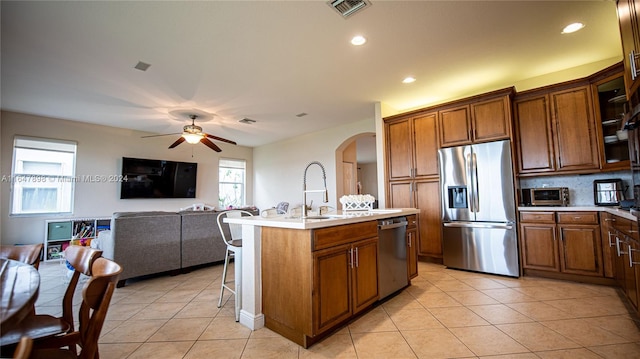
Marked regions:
[120,157,197,199]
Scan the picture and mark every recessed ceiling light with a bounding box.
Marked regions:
[351,35,366,46]
[402,77,416,84]
[561,22,585,34]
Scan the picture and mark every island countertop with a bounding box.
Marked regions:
[224,208,420,229]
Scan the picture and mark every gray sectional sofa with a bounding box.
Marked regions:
[94,209,258,287]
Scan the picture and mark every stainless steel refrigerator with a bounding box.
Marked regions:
[438,139,519,277]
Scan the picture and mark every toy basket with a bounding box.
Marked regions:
[340,194,375,211]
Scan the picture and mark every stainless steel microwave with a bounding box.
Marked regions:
[520,187,569,206]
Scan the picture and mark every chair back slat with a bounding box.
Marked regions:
[0,244,43,269]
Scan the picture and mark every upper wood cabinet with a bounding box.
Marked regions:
[438,91,513,147]
[591,66,630,171]
[617,0,640,99]
[385,112,439,181]
[550,85,599,172]
[514,83,599,175]
[514,95,555,174]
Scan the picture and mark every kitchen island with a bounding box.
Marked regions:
[224,208,419,347]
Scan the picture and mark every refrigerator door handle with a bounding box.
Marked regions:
[465,153,475,212]
[471,152,479,212]
[443,221,514,230]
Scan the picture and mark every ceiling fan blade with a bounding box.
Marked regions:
[203,133,237,145]
[141,133,182,138]
[168,136,186,149]
[200,138,222,152]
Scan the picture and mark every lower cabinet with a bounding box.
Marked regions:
[519,211,603,277]
[314,237,378,334]
[261,221,379,348]
[406,215,419,279]
[388,179,442,259]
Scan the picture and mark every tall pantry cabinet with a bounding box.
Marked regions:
[385,112,442,259]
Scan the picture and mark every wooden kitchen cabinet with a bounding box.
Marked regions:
[514,83,599,175]
[599,212,617,278]
[387,179,442,259]
[591,65,630,171]
[557,212,603,277]
[551,86,599,172]
[514,95,555,174]
[438,105,471,147]
[313,237,378,333]
[406,214,418,279]
[617,0,640,99]
[385,112,439,181]
[520,211,603,277]
[438,89,513,147]
[519,212,559,271]
[261,221,379,347]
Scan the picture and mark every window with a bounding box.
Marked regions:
[218,158,246,209]
[10,136,77,215]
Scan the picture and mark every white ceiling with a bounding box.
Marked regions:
[1,1,623,148]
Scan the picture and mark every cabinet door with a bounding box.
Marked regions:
[514,95,555,174]
[558,224,603,277]
[407,227,418,279]
[389,181,412,208]
[621,237,639,308]
[617,0,640,98]
[471,96,511,142]
[351,238,379,315]
[413,113,439,177]
[551,86,599,172]
[600,213,617,278]
[313,244,352,334]
[415,180,442,258]
[519,223,559,271]
[439,105,471,147]
[592,72,630,170]
[386,119,413,180]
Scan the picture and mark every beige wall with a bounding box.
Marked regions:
[252,117,376,212]
[0,111,253,244]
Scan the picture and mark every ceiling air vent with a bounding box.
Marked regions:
[328,0,371,18]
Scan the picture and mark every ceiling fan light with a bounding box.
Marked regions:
[183,133,203,144]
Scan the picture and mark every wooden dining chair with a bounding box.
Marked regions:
[0,246,103,353]
[30,257,123,359]
[0,244,44,269]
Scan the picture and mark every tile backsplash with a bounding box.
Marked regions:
[519,170,632,206]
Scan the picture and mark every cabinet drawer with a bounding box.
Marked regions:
[520,212,555,223]
[557,212,598,224]
[47,221,72,240]
[406,215,417,229]
[615,216,639,239]
[313,221,378,251]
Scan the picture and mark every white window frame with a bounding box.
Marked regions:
[9,136,77,216]
[218,158,246,209]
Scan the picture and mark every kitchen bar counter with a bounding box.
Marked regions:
[518,206,638,221]
[224,208,419,331]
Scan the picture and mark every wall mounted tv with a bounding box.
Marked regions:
[120,157,197,199]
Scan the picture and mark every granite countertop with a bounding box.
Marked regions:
[224,208,420,229]
[518,206,637,221]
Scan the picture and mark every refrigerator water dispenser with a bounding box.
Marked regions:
[447,186,468,208]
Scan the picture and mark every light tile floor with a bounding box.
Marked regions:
[35,260,640,358]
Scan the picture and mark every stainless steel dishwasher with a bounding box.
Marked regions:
[377,216,409,300]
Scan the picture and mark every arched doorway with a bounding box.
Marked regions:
[335,132,377,208]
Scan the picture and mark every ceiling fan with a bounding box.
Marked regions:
[142,115,237,152]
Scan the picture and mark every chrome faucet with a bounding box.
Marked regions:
[302,161,329,218]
